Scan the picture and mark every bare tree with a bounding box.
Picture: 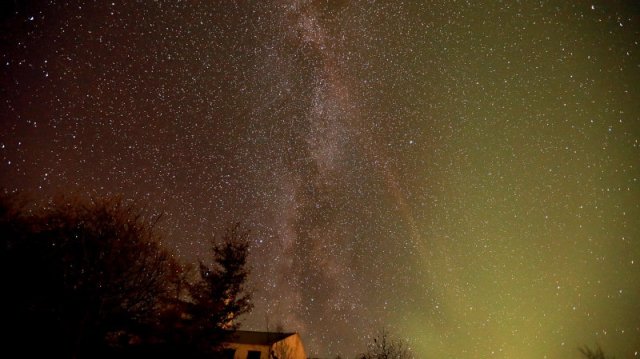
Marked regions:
[579,345,615,359]
[271,339,296,359]
[358,329,413,359]
[1,194,175,357]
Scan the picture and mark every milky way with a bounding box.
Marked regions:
[1,1,639,358]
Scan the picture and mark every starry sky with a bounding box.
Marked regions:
[1,1,639,358]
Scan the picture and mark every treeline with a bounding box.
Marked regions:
[0,193,252,358]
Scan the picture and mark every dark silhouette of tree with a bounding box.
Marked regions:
[185,223,253,353]
[1,193,255,358]
[1,194,174,358]
[579,345,615,359]
[357,329,413,359]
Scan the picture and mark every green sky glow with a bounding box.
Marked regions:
[395,2,639,357]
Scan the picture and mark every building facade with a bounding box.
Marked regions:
[222,330,307,359]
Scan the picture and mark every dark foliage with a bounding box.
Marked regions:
[1,194,172,357]
[188,223,253,348]
[0,193,252,358]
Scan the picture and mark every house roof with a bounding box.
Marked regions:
[224,330,295,346]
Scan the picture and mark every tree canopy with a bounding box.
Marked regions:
[0,193,253,358]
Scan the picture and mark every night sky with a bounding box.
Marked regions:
[1,1,639,358]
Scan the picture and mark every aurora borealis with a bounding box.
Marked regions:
[1,1,639,358]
